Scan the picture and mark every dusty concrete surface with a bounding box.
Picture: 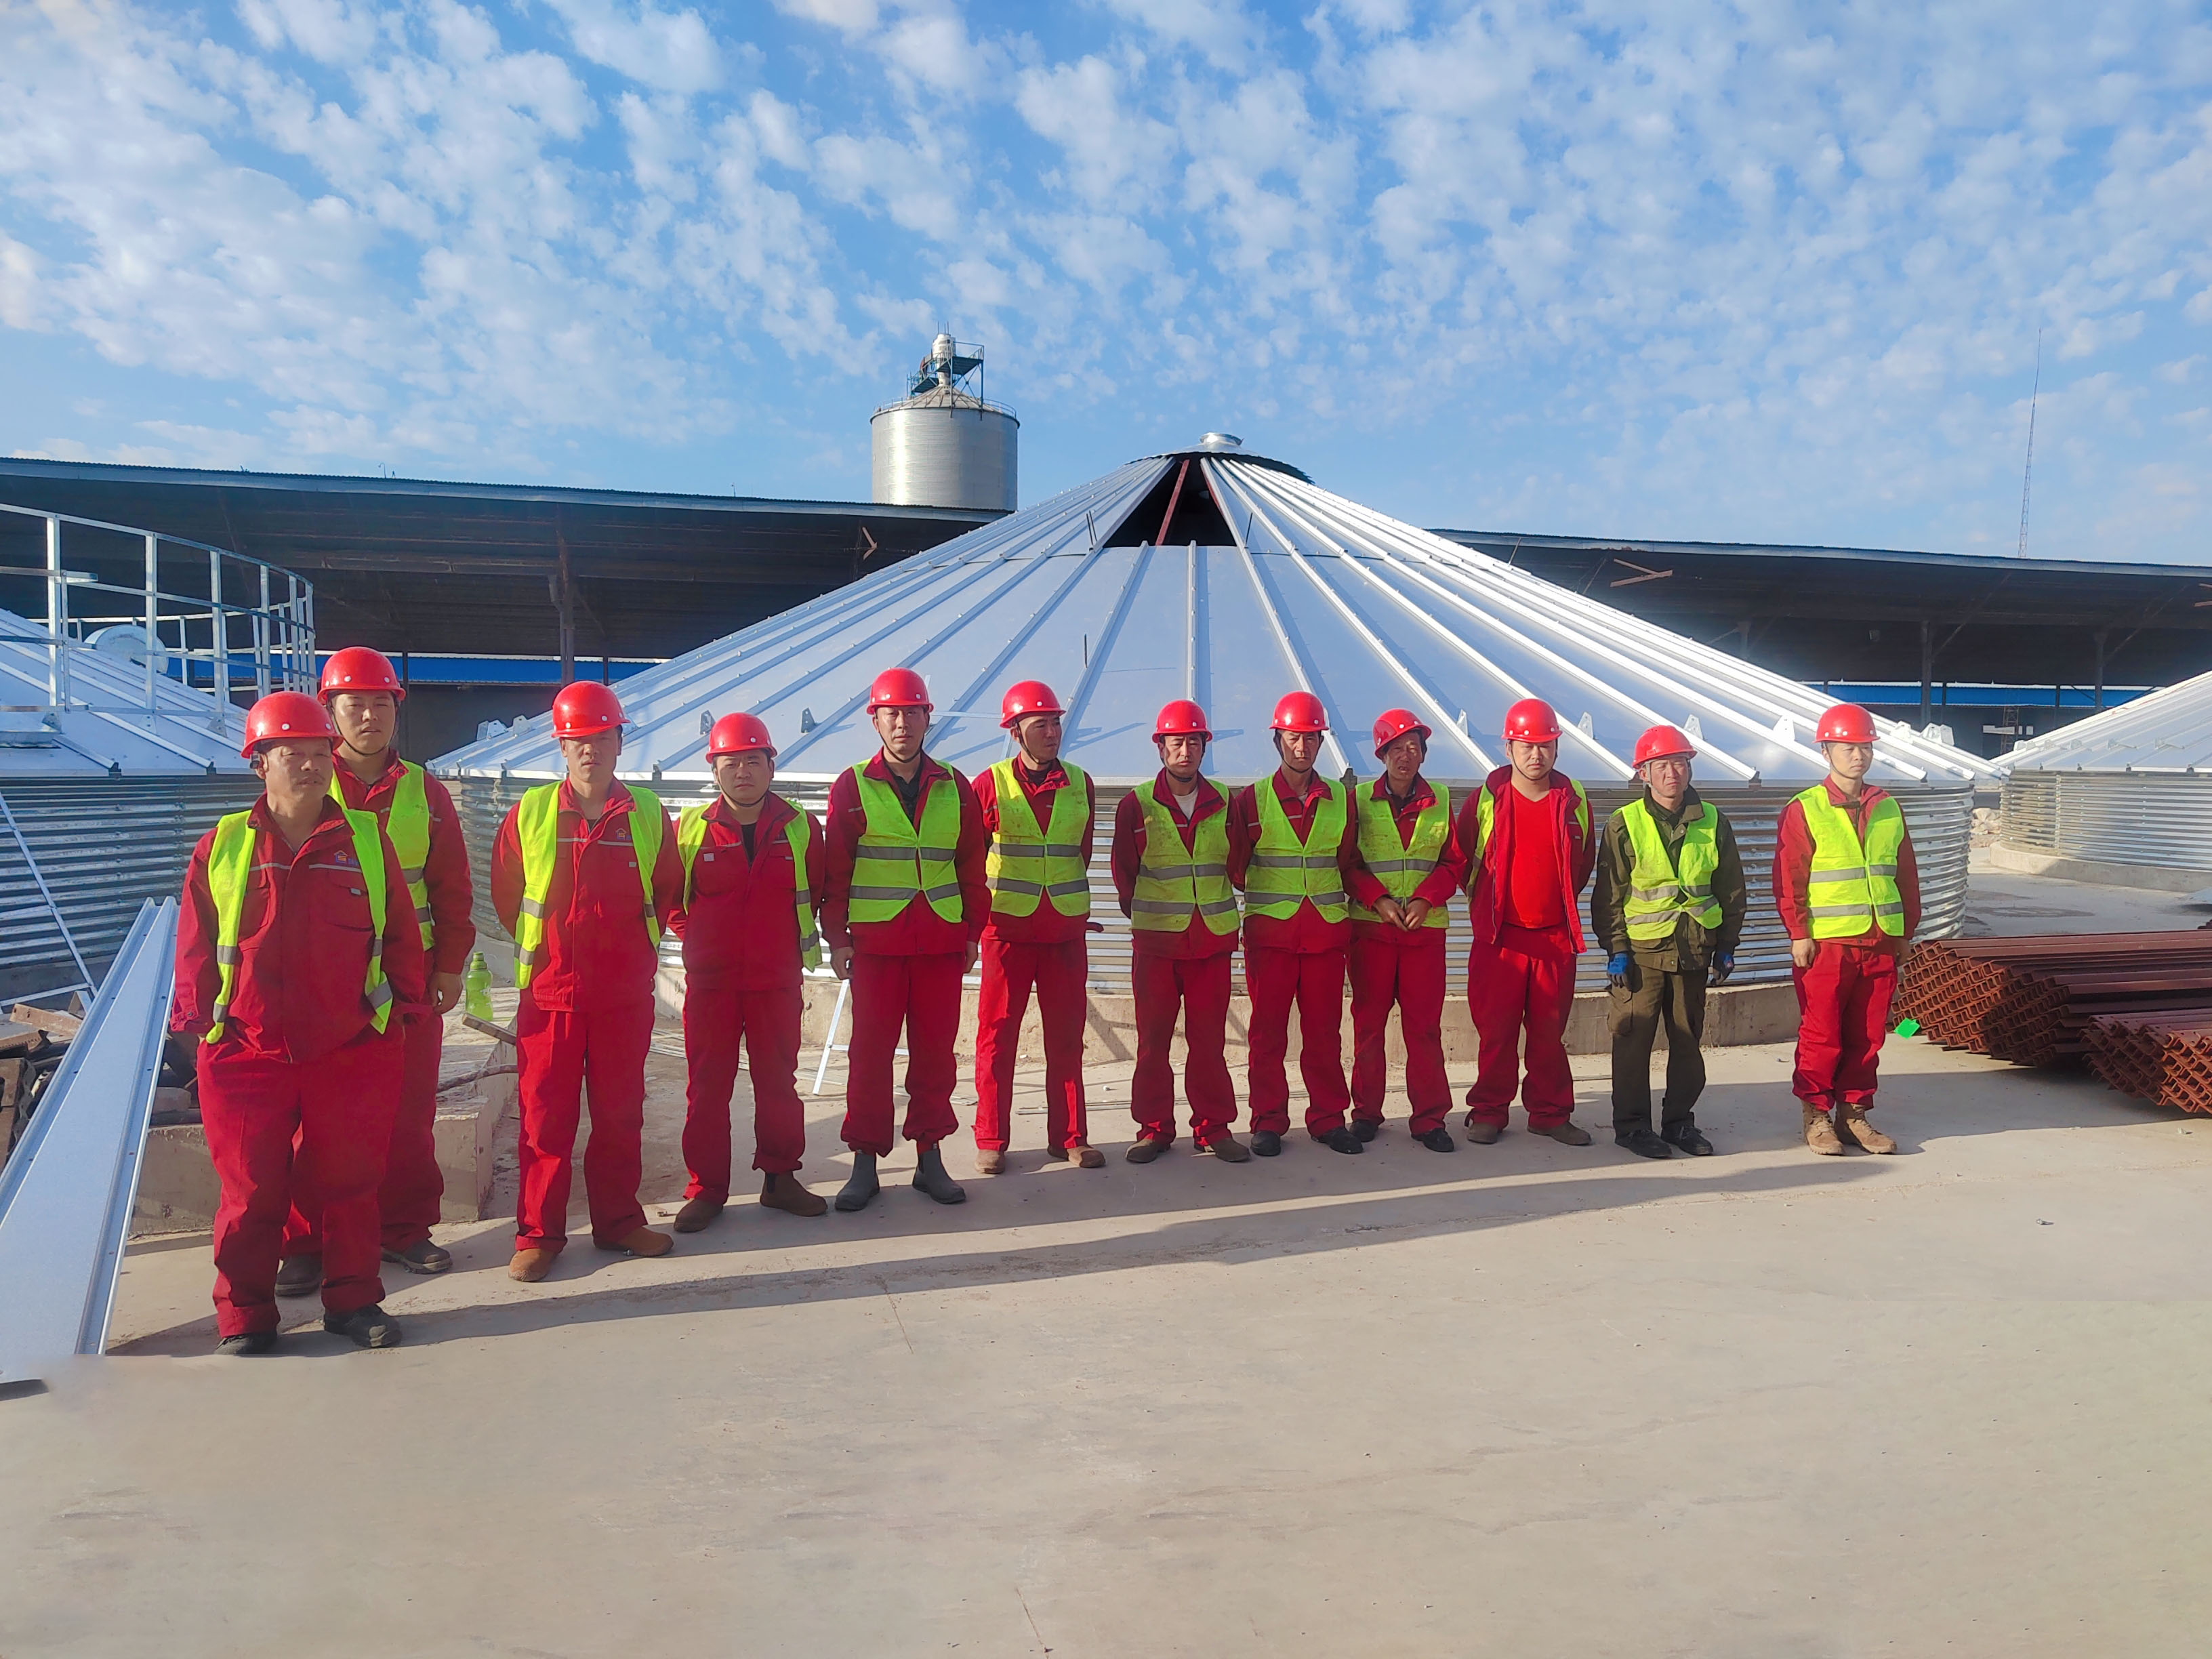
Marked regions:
[5,1028,2212,1658]
[1965,859,2212,931]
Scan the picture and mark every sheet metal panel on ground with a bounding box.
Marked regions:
[436,448,1990,988]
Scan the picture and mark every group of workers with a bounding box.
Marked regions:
[171,651,1920,1354]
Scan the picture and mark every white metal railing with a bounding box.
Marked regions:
[0,501,316,718]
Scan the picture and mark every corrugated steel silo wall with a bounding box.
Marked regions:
[448,778,1972,994]
[1998,771,2212,874]
[869,403,1017,512]
[0,775,263,1001]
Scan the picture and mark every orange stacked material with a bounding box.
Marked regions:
[1895,934,2212,1068]
[2082,1010,2212,1114]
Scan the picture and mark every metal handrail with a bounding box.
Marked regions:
[0,501,316,717]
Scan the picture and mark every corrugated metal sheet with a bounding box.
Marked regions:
[1996,770,2212,874]
[0,607,253,778]
[448,776,1972,991]
[0,777,260,1000]
[1999,666,2212,773]
[432,448,1993,792]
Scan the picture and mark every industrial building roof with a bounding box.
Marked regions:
[433,447,1993,790]
[0,609,250,776]
[1999,665,2212,773]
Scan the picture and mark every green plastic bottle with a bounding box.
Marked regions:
[464,951,494,1022]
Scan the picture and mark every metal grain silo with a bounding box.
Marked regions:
[869,335,1018,512]
[436,441,1994,989]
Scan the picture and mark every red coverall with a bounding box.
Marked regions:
[491,781,683,1254]
[1457,768,1598,1129]
[284,754,474,1258]
[820,754,990,1158]
[1110,772,1240,1147]
[172,797,426,1338]
[1227,771,1362,1139]
[678,793,825,1200]
[972,760,1096,1155]
[1773,780,1923,1109]
[1345,776,1469,1136]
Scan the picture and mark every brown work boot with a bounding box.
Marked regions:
[672,1196,724,1233]
[599,1226,673,1258]
[1529,1120,1593,1146]
[1125,1134,1171,1164]
[1046,1143,1107,1169]
[508,1248,558,1283]
[1803,1104,1845,1155]
[975,1148,1006,1175]
[1836,1103,1897,1154]
[760,1172,828,1216]
[1203,1134,1251,1163]
[1463,1116,1504,1145]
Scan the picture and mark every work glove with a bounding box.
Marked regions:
[1709,951,1735,986]
[1606,951,1631,989]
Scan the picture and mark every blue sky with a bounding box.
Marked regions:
[3,0,2209,560]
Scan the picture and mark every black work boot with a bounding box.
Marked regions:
[1416,1127,1456,1152]
[1616,1127,1673,1160]
[1250,1130,1284,1158]
[218,1330,278,1356]
[913,1143,966,1205]
[1351,1118,1380,1143]
[323,1305,403,1349]
[274,1254,322,1298]
[1317,1126,1365,1155]
[383,1239,452,1274]
[1662,1120,1715,1156]
[835,1151,881,1212]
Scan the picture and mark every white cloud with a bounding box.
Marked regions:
[546,0,726,96]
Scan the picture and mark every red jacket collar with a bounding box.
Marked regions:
[249,794,352,847]
[864,752,948,789]
[1152,769,1225,818]
[556,778,636,817]
[1370,775,1437,812]
[1484,765,1578,805]
[706,792,794,834]
[1821,777,1891,810]
[1271,766,1330,806]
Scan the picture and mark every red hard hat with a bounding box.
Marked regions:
[1153,699,1212,741]
[1502,697,1561,743]
[706,712,776,760]
[867,667,932,712]
[319,645,405,702]
[1371,708,1433,758]
[1633,724,1697,766]
[551,680,626,739]
[1000,680,1064,729]
[1272,690,1328,734]
[1815,702,1878,745]
[241,690,335,758]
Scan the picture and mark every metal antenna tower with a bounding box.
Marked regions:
[2018,328,2042,558]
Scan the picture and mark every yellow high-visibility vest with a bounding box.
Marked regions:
[203,807,392,1043]
[985,759,1092,919]
[513,783,665,989]
[1243,776,1349,924]
[847,765,964,925]
[676,799,821,970]
[1130,781,1237,935]
[1796,787,1906,939]
[1616,798,1723,941]
[331,759,433,947]
[1349,785,1452,928]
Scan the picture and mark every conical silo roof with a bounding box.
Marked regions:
[1,606,251,776]
[1998,668,2212,773]
[432,445,1992,790]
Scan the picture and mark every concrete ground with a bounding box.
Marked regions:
[1962,859,2212,937]
[6,1019,2212,1656]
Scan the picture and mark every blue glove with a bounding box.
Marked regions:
[1607,951,1631,988]
[1710,951,1735,985]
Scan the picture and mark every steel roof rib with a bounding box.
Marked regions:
[1207,460,1492,775]
[1229,483,1355,780]
[1061,541,1160,746]
[928,519,1118,747]
[2000,665,2212,774]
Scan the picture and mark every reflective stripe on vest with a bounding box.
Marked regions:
[331,759,434,947]
[513,783,666,989]
[676,798,822,970]
[1472,777,1593,857]
[1349,785,1452,928]
[1244,776,1349,924]
[203,806,392,1044]
[848,764,964,925]
[1616,798,1723,941]
[1130,780,1238,934]
[985,759,1092,919]
[1795,786,1906,939]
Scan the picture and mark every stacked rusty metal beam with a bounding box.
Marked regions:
[2081,1011,2212,1114]
[1896,934,2212,1069]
